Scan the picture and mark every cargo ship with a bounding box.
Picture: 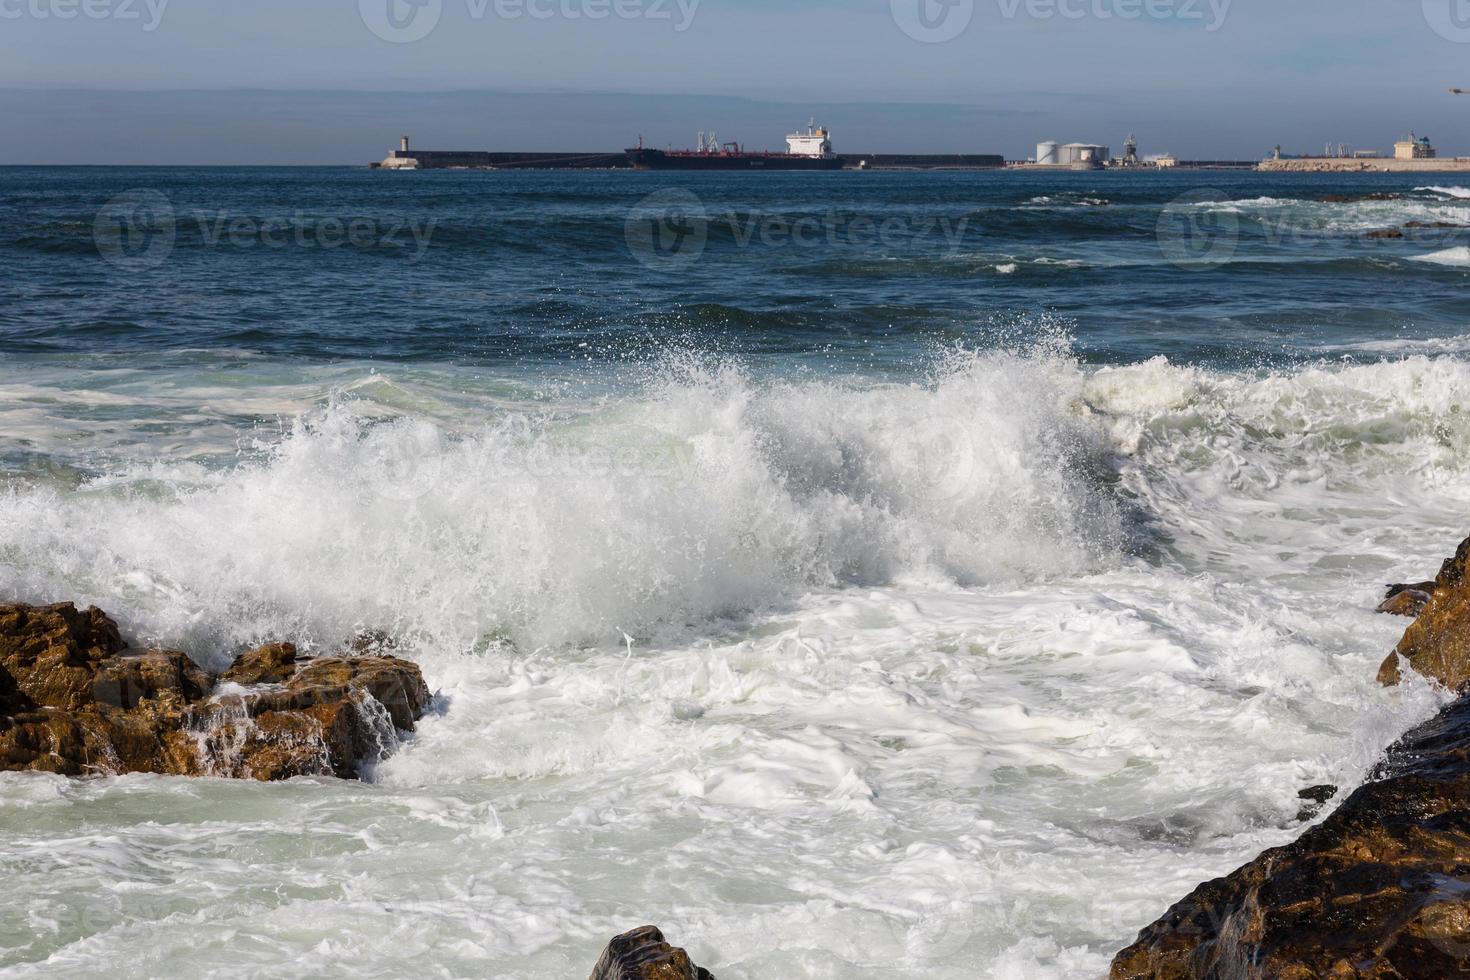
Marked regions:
[626,122,845,171]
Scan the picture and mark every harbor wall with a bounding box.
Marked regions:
[1259,156,1470,173]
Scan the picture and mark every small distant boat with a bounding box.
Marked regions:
[626,122,845,171]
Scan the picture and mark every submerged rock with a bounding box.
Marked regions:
[1111,695,1470,979]
[590,927,716,980]
[0,603,430,781]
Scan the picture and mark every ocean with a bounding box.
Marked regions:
[2,166,1469,978]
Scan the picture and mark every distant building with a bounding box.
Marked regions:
[1060,142,1110,165]
[1395,133,1436,160]
[1036,141,1060,165]
[1154,155,1178,168]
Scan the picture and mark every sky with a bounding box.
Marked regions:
[1,0,1468,163]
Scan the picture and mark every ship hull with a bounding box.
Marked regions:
[626,148,845,171]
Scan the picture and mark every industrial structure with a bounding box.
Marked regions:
[1032,141,1110,169]
[1394,132,1436,160]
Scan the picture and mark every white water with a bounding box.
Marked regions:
[1,343,1465,978]
[1413,245,1470,267]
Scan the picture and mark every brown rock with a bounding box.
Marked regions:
[1111,695,1470,979]
[1364,229,1404,239]
[0,602,431,782]
[222,642,300,685]
[1438,537,1470,590]
[1379,536,1470,690]
[0,603,126,712]
[93,651,213,710]
[590,927,715,980]
[1376,588,1432,618]
[0,710,113,776]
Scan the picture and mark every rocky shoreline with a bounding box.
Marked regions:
[1112,535,1470,978]
[0,602,431,780]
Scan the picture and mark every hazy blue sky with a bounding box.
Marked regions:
[2,0,1469,162]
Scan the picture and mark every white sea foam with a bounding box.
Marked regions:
[1,345,1467,978]
[1411,245,1470,267]
[1419,185,1470,199]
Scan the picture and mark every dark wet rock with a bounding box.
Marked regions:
[347,629,399,657]
[1364,228,1404,239]
[1406,220,1464,229]
[1318,193,1401,203]
[0,602,430,781]
[1380,535,1470,690]
[1112,696,1470,979]
[590,927,716,980]
[1377,588,1433,618]
[1293,784,1337,822]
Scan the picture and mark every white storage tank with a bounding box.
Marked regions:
[1036,141,1060,165]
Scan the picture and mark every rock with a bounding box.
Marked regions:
[1293,783,1338,822]
[222,642,300,685]
[93,650,213,710]
[1318,193,1401,203]
[0,602,431,782]
[1378,537,1470,689]
[1111,695,1470,979]
[1438,537,1470,590]
[590,927,715,980]
[1377,588,1432,617]
[0,603,126,712]
[1364,228,1404,239]
[1406,220,1464,229]
[202,654,432,779]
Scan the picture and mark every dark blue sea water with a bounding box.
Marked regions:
[5,167,1470,370]
[3,167,1470,979]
